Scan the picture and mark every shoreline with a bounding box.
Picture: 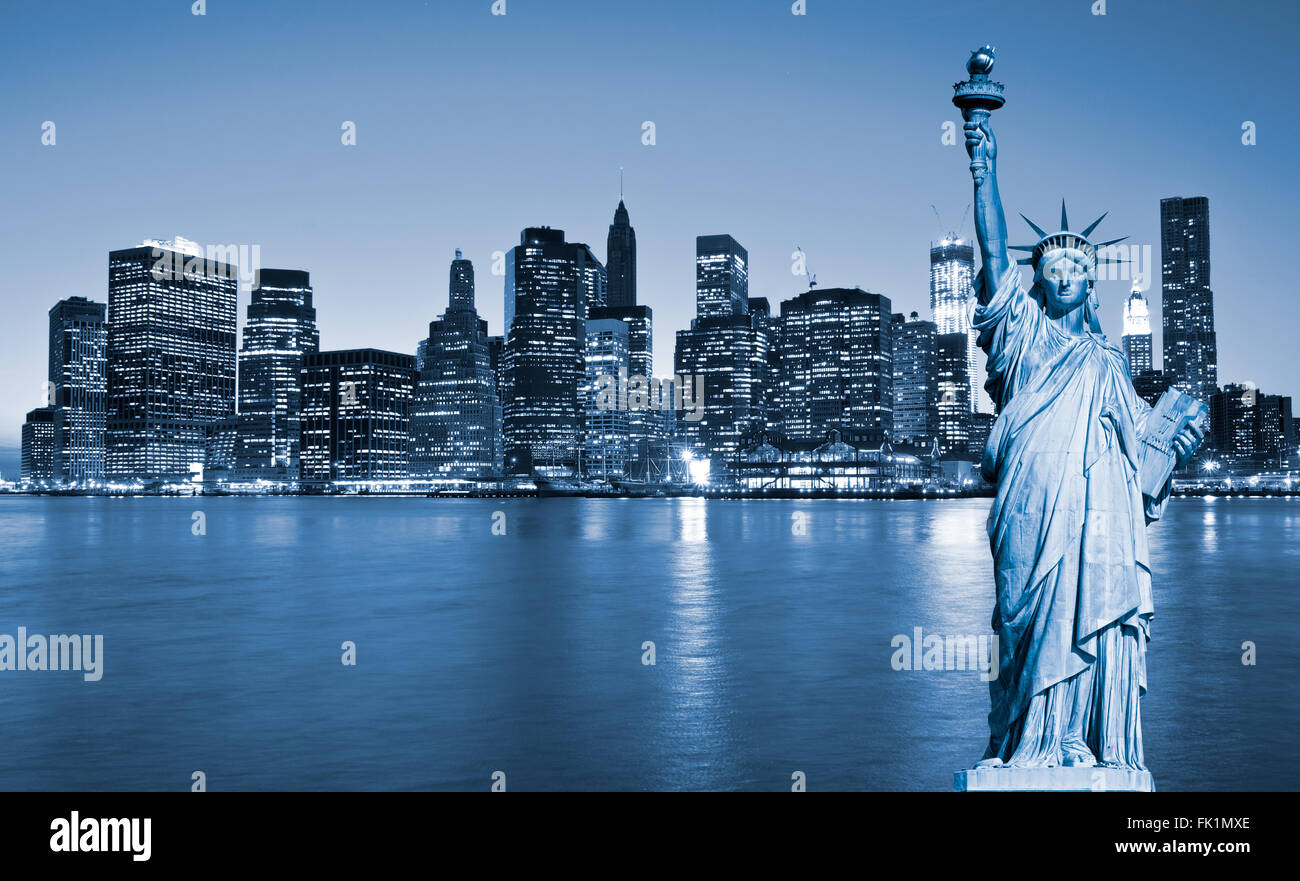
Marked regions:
[2,488,1295,500]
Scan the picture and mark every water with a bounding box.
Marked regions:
[0,495,1295,791]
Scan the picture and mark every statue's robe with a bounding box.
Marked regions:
[972,266,1168,769]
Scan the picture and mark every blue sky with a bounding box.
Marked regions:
[1,0,1295,469]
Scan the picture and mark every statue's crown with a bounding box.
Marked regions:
[1010,201,1128,272]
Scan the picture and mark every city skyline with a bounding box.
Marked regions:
[2,0,1296,470]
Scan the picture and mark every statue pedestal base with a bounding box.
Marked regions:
[954,767,1154,792]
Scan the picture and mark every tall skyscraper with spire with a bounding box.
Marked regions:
[1121,283,1153,377]
[1160,196,1218,403]
[410,250,502,480]
[606,183,637,309]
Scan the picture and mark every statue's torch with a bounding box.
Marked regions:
[952,46,1006,176]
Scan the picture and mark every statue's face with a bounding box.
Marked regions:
[1037,248,1094,316]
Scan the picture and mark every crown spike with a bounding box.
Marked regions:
[1094,236,1128,249]
[1081,212,1108,238]
[1060,200,1069,231]
[1009,245,1036,252]
[1020,214,1048,238]
[1016,257,1034,265]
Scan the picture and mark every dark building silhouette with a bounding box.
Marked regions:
[1160,196,1218,403]
[48,297,107,483]
[968,411,995,458]
[107,238,237,480]
[410,251,502,480]
[891,311,939,448]
[605,199,637,308]
[300,349,416,482]
[487,335,505,408]
[1132,368,1174,407]
[21,407,56,481]
[234,269,319,480]
[776,287,893,443]
[502,228,605,476]
[1209,384,1295,463]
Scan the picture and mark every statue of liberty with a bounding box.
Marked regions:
[956,48,1205,775]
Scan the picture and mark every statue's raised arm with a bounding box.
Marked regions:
[953,46,1012,301]
[965,118,1012,300]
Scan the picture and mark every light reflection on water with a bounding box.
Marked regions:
[0,495,1294,791]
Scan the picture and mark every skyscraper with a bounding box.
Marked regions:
[675,235,769,473]
[589,304,655,468]
[48,296,107,483]
[930,237,993,415]
[299,349,416,482]
[891,311,939,448]
[107,238,238,481]
[234,269,319,480]
[1160,196,1218,403]
[582,317,631,479]
[776,287,893,443]
[410,251,502,481]
[20,407,56,481]
[675,316,769,471]
[695,234,749,319]
[1121,283,1153,377]
[936,332,971,456]
[502,228,604,476]
[606,198,637,308]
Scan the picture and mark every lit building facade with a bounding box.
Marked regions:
[776,287,893,443]
[410,251,502,481]
[48,297,107,483]
[300,349,416,482]
[930,237,993,415]
[502,227,604,476]
[106,238,238,481]
[936,331,971,456]
[235,269,319,480]
[1160,196,1218,403]
[891,311,939,448]
[21,407,56,482]
[695,234,749,319]
[582,317,631,479]
[736,429,934,492]
[1121,284,1153,377]
[588,304,654,470]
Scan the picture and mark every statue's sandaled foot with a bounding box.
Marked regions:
[974,757,1004,769]
[1061,746,1097,767]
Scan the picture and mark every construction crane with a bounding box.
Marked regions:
[795,245,817,289]
[931,203,972,243]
